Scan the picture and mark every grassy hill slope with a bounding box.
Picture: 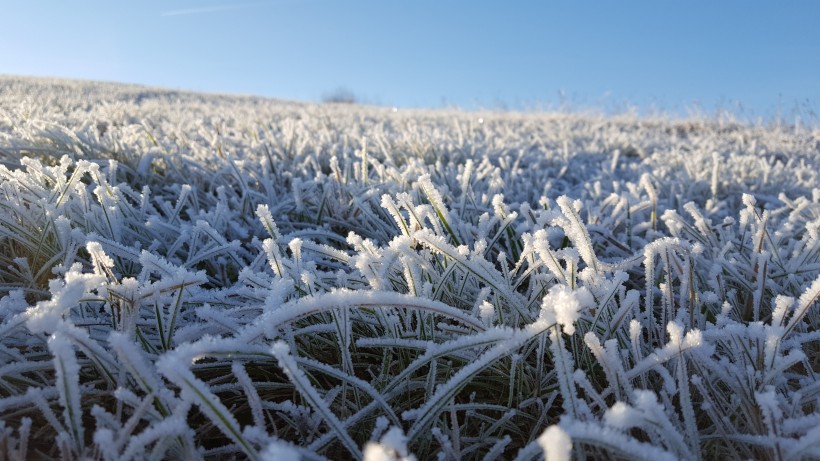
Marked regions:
[1,76,819,460]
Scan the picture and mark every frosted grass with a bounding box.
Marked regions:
[0,76,819,459]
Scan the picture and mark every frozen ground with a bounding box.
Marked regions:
[0,76,819,460]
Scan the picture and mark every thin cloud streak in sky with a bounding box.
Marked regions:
[161,3,264,17]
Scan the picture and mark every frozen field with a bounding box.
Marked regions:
[1,76,819,460]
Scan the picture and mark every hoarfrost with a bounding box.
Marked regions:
[1,76,819,460]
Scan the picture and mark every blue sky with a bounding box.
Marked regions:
[2,1,818,119]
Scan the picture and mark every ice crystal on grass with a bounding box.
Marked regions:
[537,425,572,461]
[362,426,416,461]
[541,284,593,336]
[1,76,819,460]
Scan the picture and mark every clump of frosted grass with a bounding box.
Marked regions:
[1,76,819,460]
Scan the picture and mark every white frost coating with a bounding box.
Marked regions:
[363,427,416,461]
[48,334,84,450]
[232,362,265,429]
[532,229,569,285]
[550,328,583,418]
[755,387,783,439]
[479,300,495,326]
[560,419,678,461]
[271,341,363,459]
[537,425,572,461]
[288,238,303,263]
[26,264,104,334]
[604,402,641,430]
[542,285,593,335]
[556,195,598,271]
[108,332,163,393]
[741,193,757,209]
[786,273,820,335]
[418,174,455,232]
[629,319,642,346]
[785,424,820,460]
[413,228,530,320]
[626,326,705,380]
[86,241,114,277]
[666,321,683,346]
[771,295,794,327]
[386,326,516,401]
[381,194,411,236]
[406,322,548,439]
[710,152,720,200]
[156,345,260,461]
[242,289,485,343]
[118,413,189,461]
[3,77,820,460]
[0,289,27,322]
[262,238,285,277]
[584,332,629,399]
[631,389,692,459]
[256,204,282,240]
[293,354,400,426]
[260,440,302,460]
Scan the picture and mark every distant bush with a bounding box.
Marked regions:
[322,87,359,104]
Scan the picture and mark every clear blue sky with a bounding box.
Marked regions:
[2,1,818,118]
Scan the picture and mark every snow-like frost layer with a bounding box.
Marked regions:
[1,76,819,460]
